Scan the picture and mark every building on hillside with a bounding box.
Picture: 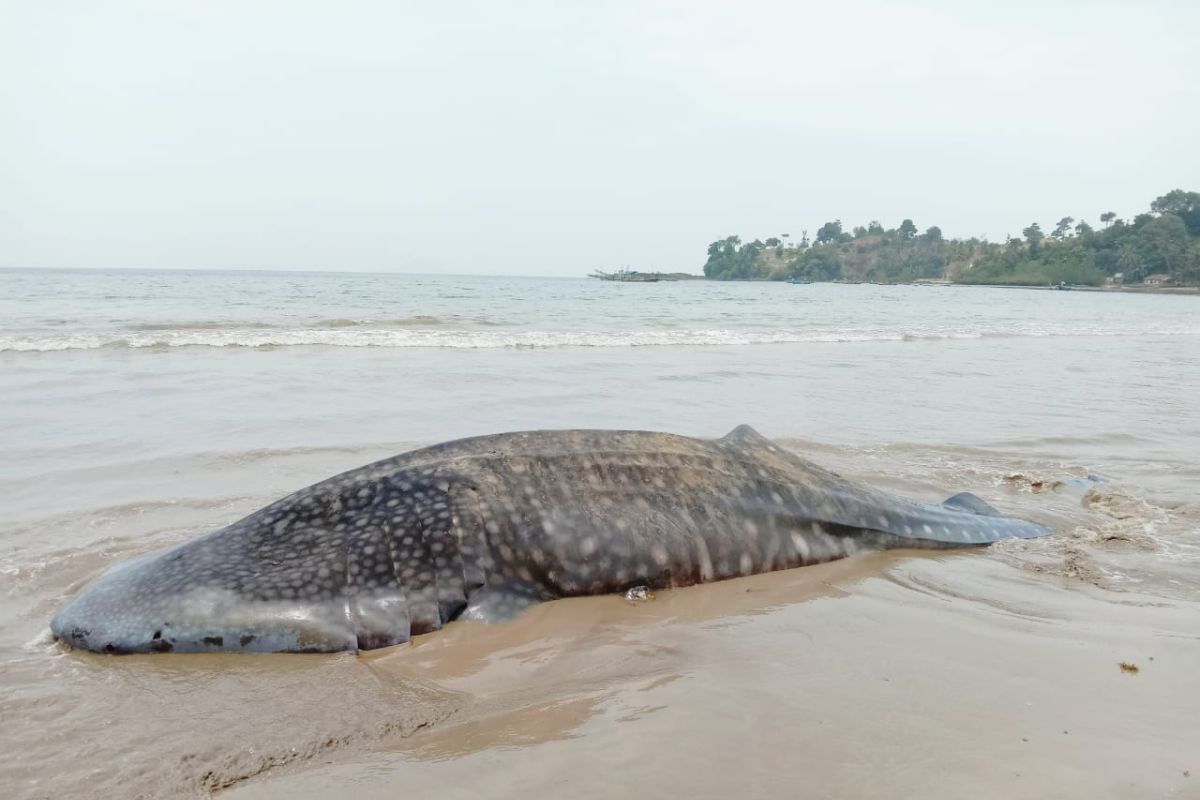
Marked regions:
[1105,272,1124,286]
[1144,273,1175,287]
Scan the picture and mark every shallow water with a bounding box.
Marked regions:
[1,270,1198,798]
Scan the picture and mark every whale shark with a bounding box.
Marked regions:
[51,426,1052,654]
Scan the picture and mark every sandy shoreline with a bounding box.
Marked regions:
[4,430,1197,800]
[216,553,1197,799]
[3,284,1198,800]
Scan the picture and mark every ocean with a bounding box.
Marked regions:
[2,268,1198,798]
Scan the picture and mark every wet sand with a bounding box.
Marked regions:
[9,530,1197,799]
[3,278,1199,799]
[5,430,1200,799]
[211,554,1198,800]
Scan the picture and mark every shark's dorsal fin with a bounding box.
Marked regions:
[721,424,772,446]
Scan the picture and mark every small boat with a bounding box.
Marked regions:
[590,269,661,283]
[788,278,812,285]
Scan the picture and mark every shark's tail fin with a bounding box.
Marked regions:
[941,492,1002,517]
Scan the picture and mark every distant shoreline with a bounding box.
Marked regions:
[952,283,1199,295]
[587,273,1199,295]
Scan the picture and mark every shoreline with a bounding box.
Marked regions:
[225,554,1200,800]
[948,283,1200,295]
[581,273,1199,294]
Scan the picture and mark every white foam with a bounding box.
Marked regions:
[3,323,1198,352]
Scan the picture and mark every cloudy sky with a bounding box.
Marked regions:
[3,1,1198,275]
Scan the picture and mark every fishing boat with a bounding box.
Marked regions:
[589,269,661,282]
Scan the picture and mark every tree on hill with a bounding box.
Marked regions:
[700,190,1200,286]
[815,220,843,245]
[1150,189,1200,235]
[1022,223,1044,256]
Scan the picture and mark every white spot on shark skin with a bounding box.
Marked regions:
[922,524,933,535]
[877,515,889,528]
[739,552,753,574]
[743,520,759,536]
[650,543,669,566]
[791,531,812,561]
[580,536,598,556]
[694,538,715,581]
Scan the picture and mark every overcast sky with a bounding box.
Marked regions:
[3,1,1198,275]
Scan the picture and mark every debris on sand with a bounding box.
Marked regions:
[625,586,654,603]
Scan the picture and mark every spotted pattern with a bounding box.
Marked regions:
[51,425,1052,654]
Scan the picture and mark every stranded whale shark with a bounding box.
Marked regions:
[51,426,1052,654]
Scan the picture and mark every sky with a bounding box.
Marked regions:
[2,1,1198,276]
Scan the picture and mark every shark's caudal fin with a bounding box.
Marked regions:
[941,492,1002,517]
[719,425,1050,544]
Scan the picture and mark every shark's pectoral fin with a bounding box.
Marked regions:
[457,583,555,625]
[348,592,410,651]
[941,492,1002,517]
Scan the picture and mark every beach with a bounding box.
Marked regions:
[2,270,1198,798]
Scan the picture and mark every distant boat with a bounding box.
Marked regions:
[589,269,703,283]
[590,269,660,282]
[788,278,812,285]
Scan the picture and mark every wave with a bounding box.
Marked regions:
[2,325,1199,352]
[129,320,287,331]
[313,315,447,328]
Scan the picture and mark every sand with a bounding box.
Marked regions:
[214,553,1199,799]
[5,277,1199,799]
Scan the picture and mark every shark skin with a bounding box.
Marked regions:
[51,426,1051,654]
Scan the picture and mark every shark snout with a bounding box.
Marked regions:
[51,554,175,653]
[51,548,356,654]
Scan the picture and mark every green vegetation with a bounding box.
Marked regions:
[702,189,1200,287]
